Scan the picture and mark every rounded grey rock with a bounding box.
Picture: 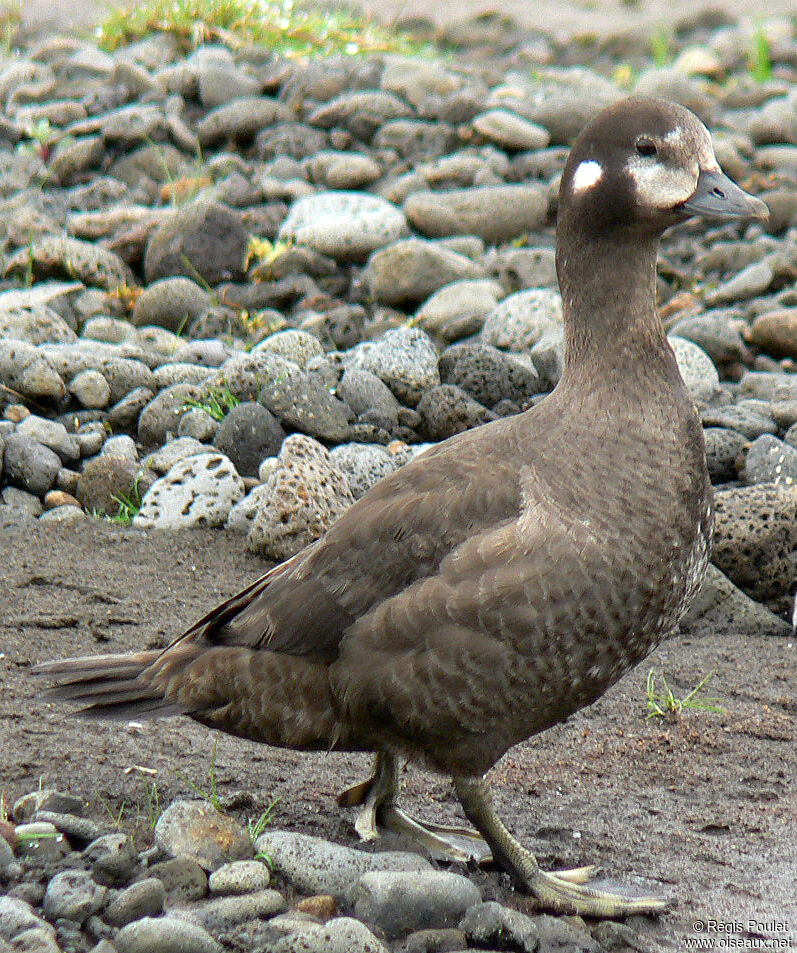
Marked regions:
[279,191,407,261]
[247,435,354,560]
[32,811,102,845]
[347,326,440,407]
[12,789,86,822]
[3,433,61,496]
[212,402,285,478]
[174,889,285,931]
[740,371,797,403]
[208,859,271,895]
[102,358,156,405]
[405,184,548,244]
[104,878,166,927]
[197,96,291,146]
[39,503,87,524]
[42,870,106,923]
[138,383,204,447]
[133,277,213,334]
[134,452,245,530]
[365,238,485,308]
[271,916,387,953]
[115,915,222,953]
[69,369,111,409]
[197,62,263,110]
[76,454,149,517]
[252,831,431,901]
[669,336,720,402]
[701,405,776,441]
[417,384,496,440]
[225,484,270,534]
[84,832,140,887]
[703,427,748,483]
[153,800,252,872]
[669,311,749,365]
[493,247,558,294]
[328,443,401,499]
[147,856,208,905]
[173,340,232,368]
[252,329,324,370]
[0,897,50,942]
[742,434,797,486]
[472,109,551,150]
[101,434,138,461]
[705,259,774,306]
[179,408,220,442]
[16,415,79,463]
[336,368,401,432]
[352,870,481,941]
[1,486,43,514]
[481,288,562,352]
[713,482,797,616]
[0,303,76,345]
[152,363,216,390]
[256,355,351,443]
[143,437,209,475]
[415,278,504,340]
[144,198,248,286]
[308,90,412,140]
[440,340,540,408]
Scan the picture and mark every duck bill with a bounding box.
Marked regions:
[680,168,769,222]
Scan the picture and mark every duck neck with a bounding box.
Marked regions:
[555,223,679,395]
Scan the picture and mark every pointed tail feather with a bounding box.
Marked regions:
[32,651,187,721]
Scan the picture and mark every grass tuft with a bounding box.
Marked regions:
[96,0,433,58]
[649,28,672,68]
[749,24,773,84]
[646,669,724,719]
[106,475,145,526]
[174,739,224,810]
[184,382,240,421]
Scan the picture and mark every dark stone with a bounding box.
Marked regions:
[75,455,153,517]
[213,402,285,477]
[703,427,747,484]
[144,198,248,285]
[440,340,540,408]
[3,433,61,496]
[417,384,496,440]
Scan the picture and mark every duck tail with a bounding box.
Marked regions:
[32,651,187,721]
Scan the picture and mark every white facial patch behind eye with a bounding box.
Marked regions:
[571,160,604,193]
[627,154,696,207]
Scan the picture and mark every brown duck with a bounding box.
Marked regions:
[36,97,767,917]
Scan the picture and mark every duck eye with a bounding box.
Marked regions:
[636,137,657,158]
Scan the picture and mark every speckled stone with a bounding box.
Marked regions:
[405,184,548,244]
[208,859,271,895]
[279,191,407,260]
[352,871,481,941]
[253,831,431,901]
[154,800,252,872]
[134,452,245,530]
[247,435,354,560]
[115,916,222,953]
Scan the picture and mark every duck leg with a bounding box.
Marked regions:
[339,752,491,863]
[454,775,669,917]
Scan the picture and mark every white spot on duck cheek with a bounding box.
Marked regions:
[571,160,604,193]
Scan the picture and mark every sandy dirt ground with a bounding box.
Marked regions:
[1,514,796,950]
